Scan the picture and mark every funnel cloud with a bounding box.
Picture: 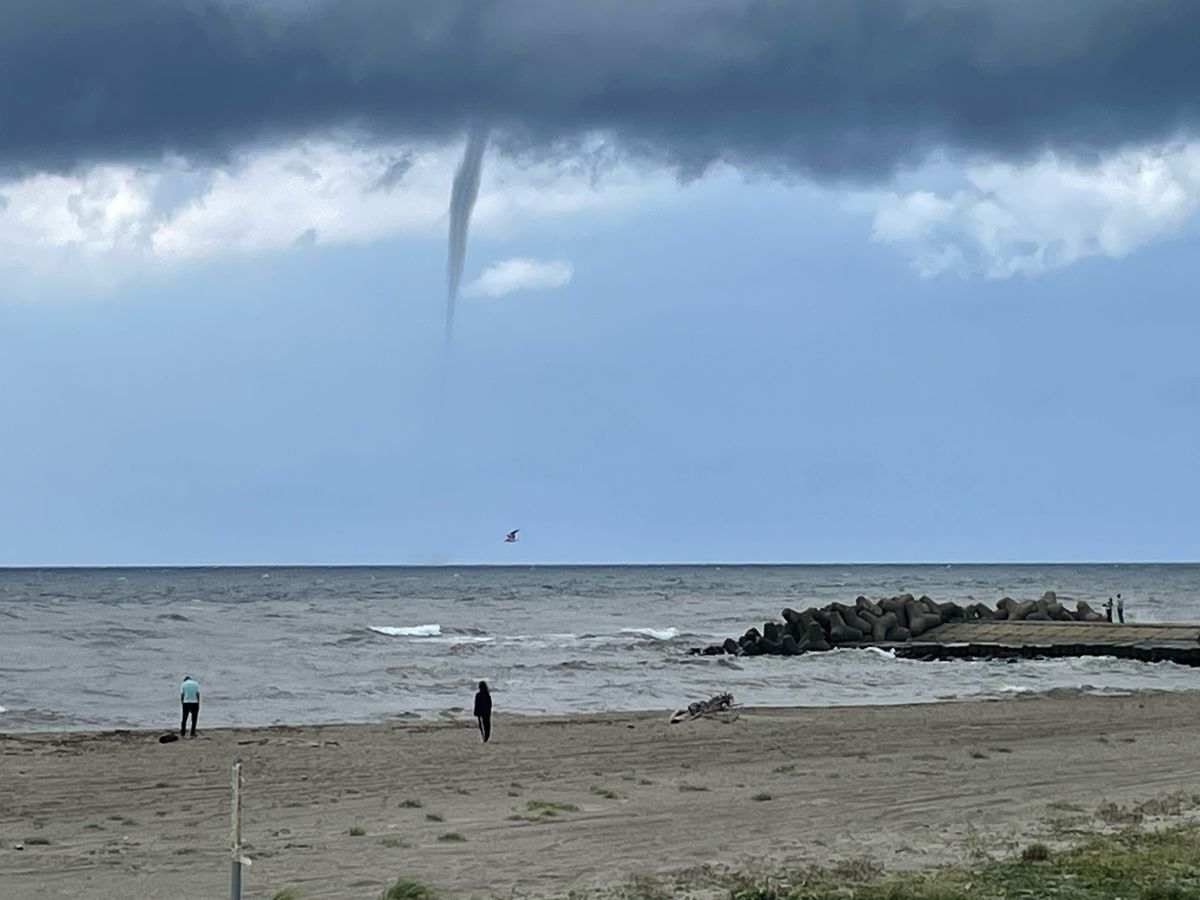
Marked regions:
[445,130,487,348]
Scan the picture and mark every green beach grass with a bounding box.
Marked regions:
[735,825,1200,900]
[267,825,1200,900]
[559,825,1200,900]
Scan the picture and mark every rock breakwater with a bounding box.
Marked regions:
[694,591,1105,657]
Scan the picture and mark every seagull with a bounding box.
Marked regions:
[504,529,520,543]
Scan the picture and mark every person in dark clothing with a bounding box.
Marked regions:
[180,675,200,738]
[1104,598,1114,623]
[473,681,492,743]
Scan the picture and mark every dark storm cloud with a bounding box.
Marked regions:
[3,0,1199,179]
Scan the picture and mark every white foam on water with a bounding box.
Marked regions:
[369,624,442,638]
[864,647,896,659]
[0,705,7,714]
[621,627,679,640]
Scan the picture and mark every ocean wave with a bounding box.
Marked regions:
[370,624,442,637]
[368,624,493,640]
[554,659,603,671]
[0,705,6,714]
[620,627,679,641]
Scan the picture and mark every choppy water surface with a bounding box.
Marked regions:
[0,564,1197,731]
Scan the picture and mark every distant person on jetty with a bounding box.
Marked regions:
[180,675,200,738]
[1104,598,1114,623]
[1117,594,1125,624]
[474,681,492,743]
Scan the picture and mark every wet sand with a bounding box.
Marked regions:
[2,691,1198,899]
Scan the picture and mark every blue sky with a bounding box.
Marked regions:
[2,166,1198,565]
[2,2,1199,565]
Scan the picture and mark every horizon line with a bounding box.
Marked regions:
[1,559,1198,570]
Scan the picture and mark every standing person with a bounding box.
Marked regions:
[1104,598,1114,623]
[180,675,200,738]
[473,681,492,743]
[1117,594,1125,624]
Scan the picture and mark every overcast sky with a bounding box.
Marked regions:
[2,0,1198,565]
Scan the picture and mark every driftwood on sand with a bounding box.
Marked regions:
[669,692,741,724]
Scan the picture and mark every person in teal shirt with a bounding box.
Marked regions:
[180,676,200,738]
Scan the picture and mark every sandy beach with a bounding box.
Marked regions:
[3,691,1199,899]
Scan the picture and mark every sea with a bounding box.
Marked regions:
[0,564,1197,732]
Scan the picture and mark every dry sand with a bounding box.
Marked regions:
[3,691,1200,899]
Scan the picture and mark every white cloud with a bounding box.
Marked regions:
[855,143,1200,278]
[7,134,1200,287]
[0,134,677,279]
[0,165,157,268]
[463,257,574,298]
[148,142,447,261]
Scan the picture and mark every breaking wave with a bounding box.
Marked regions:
[370,624,442,637]
[620,627,679,641]
[366,624,493,643]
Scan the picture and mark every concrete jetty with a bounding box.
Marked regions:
[694,592,1200,665]
[876,620,1200,665]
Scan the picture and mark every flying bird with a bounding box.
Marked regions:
[505,529,519,543]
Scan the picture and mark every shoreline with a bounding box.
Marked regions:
[0,683,1185,737]
[4,691,1200,898]
[8,561,1200,569]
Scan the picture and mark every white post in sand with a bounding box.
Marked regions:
[230,758,243,900]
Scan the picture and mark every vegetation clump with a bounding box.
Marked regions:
[727,825,1200,900]
[527,799,580,815]
[1021,842,1051,861]
[381,877,439,900]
